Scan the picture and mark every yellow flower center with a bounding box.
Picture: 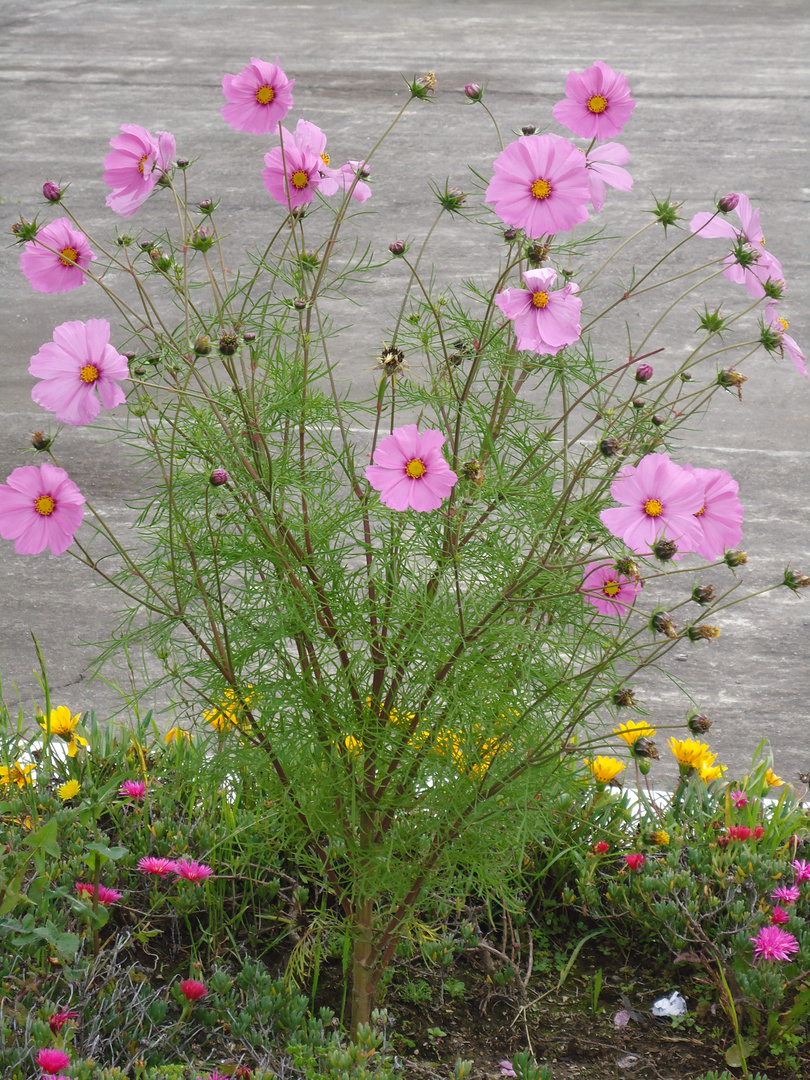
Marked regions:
[587,94,608,114]
[291,169,309,190]
[531,178,552,200]
[644,498,663,517]
[35,495,55,516]
[320,152,330,166]
[138,154,148,175]
[531,291,549,308]
[405,458,427,479]
[80,364,99,384]
[255,85,275,105]
[59,246,79,266]
[602,579,621,597]
[778,317,789,331]
[694,505,705,517]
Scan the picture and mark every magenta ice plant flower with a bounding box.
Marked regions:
[771,884,800,904]
[682,464,744,560]
[771,906,790,925]
[581,561,642,617]
[494,267,582,354]
[174,858,214,885]
[75,882,123,904]
[179,978,208,1001]
[103,124,176,217]
[119,779,147,801]
[0,463,84,556]
[138,856,179,876]
[765,302,807,378]
[584,142,633,213]
[263,138,323,210]
[792,859,810,884]
[750,924,800,962]
[366,425,458,512]
[600,453,704,554]
[689,194,784,298]
[29,318,129,426]
[485,133,591,238]
[20,217,96,293]
[221,56,294,134]
[730,789,748,809]
[36,1048,71,1075]
[552,61,636,140]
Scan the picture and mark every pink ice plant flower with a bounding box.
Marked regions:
[750,924,800,962]
[174,858,214,885]
[771,906,791,926]
[179,978,208,1001]
[730,789,748,809]
[20,217,96,294]
[494,267,582,354]
[138,856,179,876]
[682,464,744,560]
[499,1062,517,1078]
[581,561,642,617]
[765,302,807,378]
[119,779,147,801]
[0,463,84,556]
[36,1048,71,1075]
[792,859,810,884]
[366,425,458,512]
[103,124,176,217]
[29,318,129,426]
[583,142,633,213]
[263,138,323,210]
[689,193,784,299]
[75,882,123,904]
[624,853,645,872]
[600,453,704,554]
[485,133,591,238]
[771,884,801,905]
[552,61,636,140]
[221,57,294,134]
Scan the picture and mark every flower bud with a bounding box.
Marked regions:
[198,199,215,214]
[122,351,137,362]
[464,83,483,101]
[725,549,748,568]
[521,125,536,136]
[688,712,712,735]
[783,568,810,592]
[116,234,135,247]
[652,612,678,639]
[176,158,190,169]
[42,181,62,203]
[613,687,636,708]
[635,363,654,383]
[293,297,308,310]
[633,737,659,761]
[651,414,666,427]
[680,371,693,382]
[637,758,651,775]
[503,227,518,242]
[194,335,212,356]
[687,624,721,642]
[218,332,240,356]
[210,469,229,487]
[692,583,715,605]
[600,437,622,458]
[717,834,730,849]
[653,538,678,561]
[717,192,739,213]
[632,397,646,409]
[31,431,53,451]
[388,239,407,256]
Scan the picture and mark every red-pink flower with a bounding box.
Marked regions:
[600,453,703,554]
[103,124,176,217]
[485,134,591,238]
[771,906,790,925]
[730,789,748,809]
[20,217,96,293]
[592,841,610,855]
[689,194,784,298]
[772,884,800,904]
[494,268,582,354]
[221,57,294,135]
[753,825,765,841]
[0,463,85,556]
[36,1048,71,1075]
[750,925,799,962]
[75,882,123,904]
[139,856,180,876]
[49,1009,79,1035]
[584,142,633,212]
[552,61,636,140]
[174,858,214,885]
[581,561,642,617]
[263,138,323,210]
[727,825,752,842]
[792,859,810,884]
[682,464,744,560]
[366,425,458,512]
[179,978,208,1001]
[29,319,129,426]
[119,779,147,801]
[765,302,807,378]
[624,853,645,872]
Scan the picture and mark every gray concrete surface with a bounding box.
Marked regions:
[1,0,808,784]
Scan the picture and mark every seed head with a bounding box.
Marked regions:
[633,737,659,760]
[600,436,622,458]
[613,687,636,708]
[218,332,240,356]
[462,459,485,486]
[653,538,678,562]
[30,431,53,451]
[615,558,640,580]
[652,612,678,639]
[783,568,810,593]
[725,549,748,568]
[688,712,712,735]
[692,583,716,605]
[194,335,212,356]
[717,368,748,402]
[376,345,406,375]
[687,624,721,642]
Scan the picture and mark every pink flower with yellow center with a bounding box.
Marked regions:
[75,882,123,904]
[103,124,176,217]
[581,560,642,617]
[552,61,636,140]
[139,856,179,876]
[690,193,785,298]
[20,217,96,293]
[174,858,214,885]
[221,57,294,135]
[263,137,323,210]
[750,925,799,962]
[682,464,744,560]
[366,425,458,512]
[0,463,84,556]
[485,133,591,238]
[494,267,582,354]
[29,318,129,426]
[583,142,633,213]
[764,302,807,378]
[600,453,704,554]
[120,779,147,801]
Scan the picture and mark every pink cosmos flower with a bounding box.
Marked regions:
[29,318,129,426]
[174,858,214,885]
[335,160,372,202]
[221,57,294,134]
[750,925,799,962]
[75,882,123,904]
[103,124,176,217]
[624,853,645,872]
[366,425,458,512]
[600,453,703,554]
[0,463,85,556]
[119,779,147,801]
[179,978,208,1001]
[765,302,807,378]
[263,139,323,210]
[730,789,748,809]
[771,884,800,904]
[581,561,642,617]
[20,217,96,293]
[584,142,633,213]
[681,464,744,560]
[771,906,790,925]
[36,1048,71,1075]
[485,133,591,238]
[552,61,636,140]
[282,120,341,194]
[494,267,582,354]
[689,194,784,298]
[792,859,810,884]
[138,856,180,876]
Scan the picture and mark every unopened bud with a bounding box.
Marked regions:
[717,192,740,213]
[637,758,651,775]
[194,335,212,356]
[680,371,693,382]
[31,431,53,451]
[242,331,256,343]
[651,413,666,427]
[688,712,712,735]
[116,234,134,247]
[503,227,518,242]
[653,538,678,561]
[293,297,308,310]
[632,397,646,409]
[42,181,62,203]
[652,612,678,639]
[717,834,730,849]
[176,158,190,169]
[122,351,137,362]
[692,583,715,605]
[635,363,654,383]
[600,437,622,458]
[783,569,810,592]
[687,624,721,642]
[613,687,636,708]
[388,239,407,256]
[218,332,240,356]
[210,469,229,487]
[198,199,214,214]
[633,737,659,761]
[464,83,483,101]
[521,125,536,136]
[725,549,748,568]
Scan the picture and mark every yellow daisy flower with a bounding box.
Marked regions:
[204,687,253,732]
[697,753,727,783]
[39,706,88,757]
[651,829,670,846]
[343,735,363,756]
[0,762,35,789]
[164,726,192,745]
[584,756,626,783]
[764,768,784,788]
[668,737,711,770]
[613,719,656,746]
[58,778,81,801]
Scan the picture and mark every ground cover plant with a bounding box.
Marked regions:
[2,56,808,1079]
